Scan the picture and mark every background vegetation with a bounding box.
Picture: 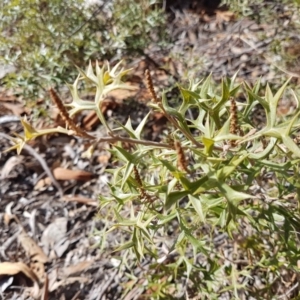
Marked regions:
[0,0,166,105]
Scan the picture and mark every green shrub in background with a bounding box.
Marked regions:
[0,0,166,104]
[8,61,300,299]
[221,0,300,18]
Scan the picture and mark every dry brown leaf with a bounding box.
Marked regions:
[1,156,24,179]
[97,154,110,164]
[60,261,94,278]
[53,167,95,181]
[0,262,38,280]
[34,178,52,190]
[62,195,98,206]
[49,277,90,292]
[18,231,48,263]
[47,269,58,293]
[216,10,235,23]
[41,217,68,257]
[54,239,70,258]
[0,92,17,102]
[30,261,46,282]
[3,213,20,226]
[2,102,26,116]
[83,111,100,131]
[41,274,49,300]
[107,83,138,102]
[4,202,21,225]
[0,262,40,298]
[35,167,95,190]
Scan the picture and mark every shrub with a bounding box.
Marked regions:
[7,61,300,299]
[0,0,166,104]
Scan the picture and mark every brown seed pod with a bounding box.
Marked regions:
[133,165,143,188]
[145,69,160,103]
[174,140,189,173]
[49,88,94,139]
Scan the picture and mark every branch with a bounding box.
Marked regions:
[0,132,64,198]
[99,134,173,148]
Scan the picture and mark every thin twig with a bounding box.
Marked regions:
[0,228,22,260]
[67,5,104,39]
[0,132,64,198]
[0,116,20,124]
[100,134,173,149]
[96,269,118,300]
[70,289,80,300]
[278,282,299,299]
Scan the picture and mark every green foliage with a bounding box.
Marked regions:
[0,0,166,102]
[8,61,300,298]
[221,0,300,18]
